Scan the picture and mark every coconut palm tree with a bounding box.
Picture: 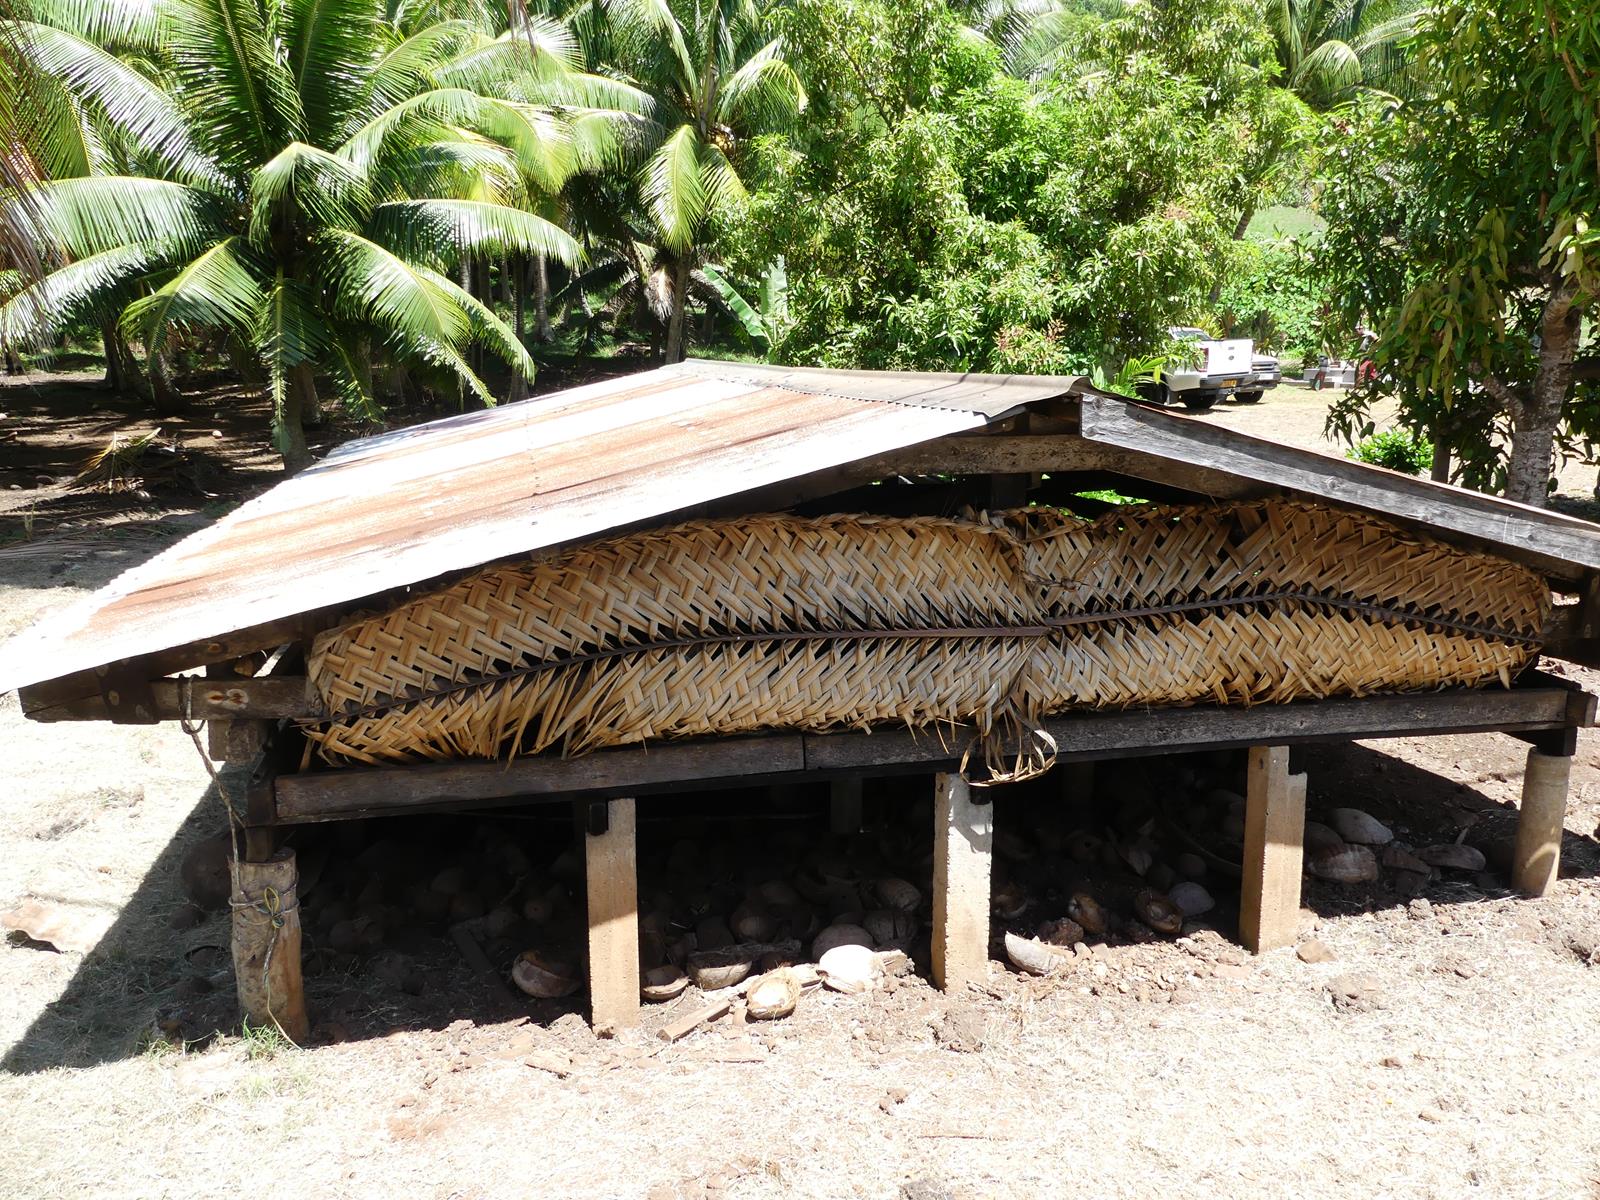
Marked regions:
[601,0,804,362]
[0,0,638,469]
[1266,0,1419,108]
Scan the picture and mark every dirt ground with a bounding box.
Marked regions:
[2,372,1600,1200]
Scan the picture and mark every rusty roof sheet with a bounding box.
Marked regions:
[0,360,1084,692]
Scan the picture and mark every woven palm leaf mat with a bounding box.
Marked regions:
[303,500,1549,779]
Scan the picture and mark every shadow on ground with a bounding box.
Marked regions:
[4,739,1596,1076]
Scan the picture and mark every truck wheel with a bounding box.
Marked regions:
[1234,389,1264,404]
[1181,394,1217,412]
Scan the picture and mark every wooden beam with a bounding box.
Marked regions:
[15,608,341,714]
[271,687,1588,824]
[1239,746,1307,954]
[1513,748,1571,896]
[931,774,992,992]
[23,676,321,723]
[583,798,639,1035]
[275,735,806,821]
[1079,397,1600,582]
[230,848,309,1043]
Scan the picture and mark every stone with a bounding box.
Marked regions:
[1325,972,1383,1013]
[1296,939,1336,964]
[1329,808,1394,846]
[1303,821,1345,856]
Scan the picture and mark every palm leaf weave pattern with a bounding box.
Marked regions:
[303,500,1549,776]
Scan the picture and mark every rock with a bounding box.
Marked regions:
[1004,931,1067,976]
[1302,821,1345,856]
[745,968,802,1020]
[180,831,234,911]
[1416,844,1486,872]
[1329,808,1394,846]
[1175,852,1208,880]
[812,923,872,959]
[512,950,581,999]
[1324,972,1383,1013]
[934,1007,985,1053]
[818,944,881,994]
[1307,843,1379,884]
[1296,938,1336,964]
[1133,890,1183,936]
[1167,882,1214,918]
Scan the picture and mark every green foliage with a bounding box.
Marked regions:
[1091,353,1166,396]
[1317,0,1600,502]
[1214,236,1325,367]
[1347,428,1432,475]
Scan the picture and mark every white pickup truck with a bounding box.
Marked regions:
[1144,327,1259,411]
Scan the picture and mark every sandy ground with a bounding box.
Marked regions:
[2,375,1599,1200]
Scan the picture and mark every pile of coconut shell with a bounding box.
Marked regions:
[241,750,1505,1029]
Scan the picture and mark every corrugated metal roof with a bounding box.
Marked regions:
[0,360,1085,692]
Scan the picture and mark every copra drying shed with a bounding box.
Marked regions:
[3,359,1597,1034]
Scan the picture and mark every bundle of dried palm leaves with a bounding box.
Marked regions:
[303,500,1548,778]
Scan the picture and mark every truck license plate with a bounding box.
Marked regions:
[1222,378,1239,388]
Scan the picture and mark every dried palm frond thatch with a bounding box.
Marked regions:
[303,501,1549,779]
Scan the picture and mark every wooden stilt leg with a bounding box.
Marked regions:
[829,778,863,834]
[932,773,992,991]
[584,797,639,1035]
[230,848,309,1042]
[1513,748,1571,896]
[1240,746,1307,954]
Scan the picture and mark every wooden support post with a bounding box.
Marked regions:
[584,797,639,1035]
[1240,746,1307,954]
[931,773,992,991]
[1513,748,1572,896]
[230,848,309,1043]
[830,777,863,834]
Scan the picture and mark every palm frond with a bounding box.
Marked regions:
[696,263,765,340]
[257,270,330,441]
[641,122,704,252]
[367,198,580,267]
[8,175,226,258]
[368,18,481,112]
[249,141,374,245]
[166,0,305,173]
[120,235,264,350]
[10,19,220,187]
[0,242,159,348]
[602,0,697,96]
[280,0,383,145]
[14,0,165,52]
[715,38,806,127]
[317,226,473,349]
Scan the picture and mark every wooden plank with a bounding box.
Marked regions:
[1079,397,1600,581]
[1512,748,1571,896]
[931,773,992,991]
[24,676,321,723]
[270,688,1585,824]
[803,687,1579,772]
[1239,747,1306,954]
[584,798,640,1035]
[275,735,806,821]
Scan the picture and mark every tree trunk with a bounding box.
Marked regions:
[102,321,127,393]
[1504,280,1581,508]
[664,257,691,364]
[148,349,183,415]
[1428,426,1450,484]
[514,255,526,342]
[278,363,316,473]
[534,256,551,343]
